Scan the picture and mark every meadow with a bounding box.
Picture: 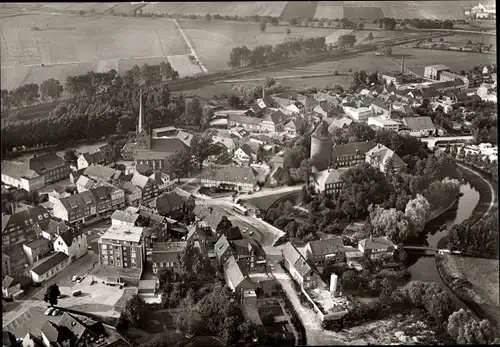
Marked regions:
[0,14,189,90]
[142,2,288,17]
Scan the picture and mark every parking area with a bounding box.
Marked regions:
[3,302,62,338]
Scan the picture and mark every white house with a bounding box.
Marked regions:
[30,252,70,283]
[365,144,407,173]
[76,152,104,170]
[111,209,140,228]
[233,144,258,165]
[1,161,45,192]
[53,228,88,261]
[367,116,401,132]
[401,116,436,137]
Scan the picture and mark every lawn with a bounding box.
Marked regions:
[0,14,189,89]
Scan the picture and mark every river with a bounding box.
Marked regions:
[408,183,480,309]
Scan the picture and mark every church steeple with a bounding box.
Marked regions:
[137,91,143,135]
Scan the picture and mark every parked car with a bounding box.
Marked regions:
[242,228,248,233]
[249,231,254,236]
[57,294,67,299]
[71,276,79,282]
[72,291,82,297]
[52,309,60,316]
[45,307,55,316]
[87,245,92,250]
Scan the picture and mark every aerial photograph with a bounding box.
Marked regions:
[1,1,498,346]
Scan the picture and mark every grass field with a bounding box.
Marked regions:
[0,14,189,90]
[142,2,288,17]
[437,255,499,331]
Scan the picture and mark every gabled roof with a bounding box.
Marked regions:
[315,168,348,189]
[308,237,344,257]
[223,255,254,292]
[215,235,233,260]
[359,236,395,250]
[1,206,50,233]
[402,116,435,131]
[176,130,193,147]
[24,236,50,250]
[58,228,83,247]
[1,161,41,180]
[90,185,112,201]
[29,153,67,174]
[131,173,152,189]
[231,238,266,258]
[366,144,407,169]
[150,191,186,216]
[202,166,259,184]
[331,141,377,159]
[111,210,139,224]
[57,313,89,341]
[284,118,304,130]
[76,175,95,190]
[282,242,302,266]
[149,172,170,185]
[2,275,19,289]
[228,114,262,125]
[328,117,352,133]
[83,165,121,181]
[31,252,69,276]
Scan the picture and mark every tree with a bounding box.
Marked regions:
[40,78,64,101]
[377,43,392,56]
[79,10,84,16]
[260,18,267,33]
[165,149,195,180]
[175,309,204,335]
[264,77,276,88]
[182,97,203,126]
[369,205,410,243]
[120,294,147,328]
[190,134,216,170]
[404,194,430,235]
[286,28,291,35]
[205,13,212,21]
[43,284,61,307]
[116,114,134,134]
[447,309,495,344]
[367,32,374,40]
[228,95,240,108]
[63,150,78,165]
[358,23,364,30]
[341,270,362,291]
[201,107,214,128]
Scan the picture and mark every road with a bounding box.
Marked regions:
[193,190,346,345]
[172,19,208,74]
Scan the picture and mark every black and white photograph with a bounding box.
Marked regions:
[1,1,498,346]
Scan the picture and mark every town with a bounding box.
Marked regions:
[1,2,499,347]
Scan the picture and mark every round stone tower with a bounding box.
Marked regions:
[310,121,333,164]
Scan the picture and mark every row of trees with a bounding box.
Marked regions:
[227,36,326,68]
[1,62,179,113]
[2,83,184,154]
[408,18,454,29]
[448,211,499,258]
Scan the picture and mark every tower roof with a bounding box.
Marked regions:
[312,121,330,139]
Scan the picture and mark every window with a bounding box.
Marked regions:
[101,244,107,250]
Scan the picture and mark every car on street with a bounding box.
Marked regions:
[58,294,67,299]
[242,228,248,233]
[249,231,254,236]
[45,307,55,316]
[87,245,92,250]
[77,277,83,283]
[72,290,82,297]
[52,309,60,316]
[88,230,92,236]
[72,276,79,282]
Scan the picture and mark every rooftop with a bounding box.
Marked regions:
[99,225,145,243]
[31,252,69,276]
[1,161,40,179]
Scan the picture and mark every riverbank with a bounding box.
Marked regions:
[436,254,500,335]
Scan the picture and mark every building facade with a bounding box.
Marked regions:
[98,225,146,271]
[29,153,70,185]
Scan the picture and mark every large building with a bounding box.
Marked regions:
[29,153,70,185]
[97,224,146,271]
[132,94,193,170]
[2,206,51,247]
[310,122,333,167]
[201,166,261,193]
[424,64,451,80]
[1,161,45,192]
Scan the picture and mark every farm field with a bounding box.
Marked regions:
[0,14,189,90]
[142,2,288,17]
[443,33,497,50]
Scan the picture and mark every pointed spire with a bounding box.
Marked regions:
[137,90,143,135]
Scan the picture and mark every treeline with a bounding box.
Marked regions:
[448,211,499,258]
[228,36,326,68]
[1,83,184,154]
[408,18,454,30]
[322,280,498,345]
[1,61,178,113]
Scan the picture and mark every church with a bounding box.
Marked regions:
[124,93,194,170]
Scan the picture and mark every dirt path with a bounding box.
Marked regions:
[172,19,208,74]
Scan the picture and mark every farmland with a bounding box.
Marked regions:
[0,14,189,90]
[142,2,288,17]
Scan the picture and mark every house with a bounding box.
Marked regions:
[75,175,96,193]
[201,166,261,193]
[2,205,51,245]
[261,110,286,133]
[365,144,407,173]
[30,252,70,283]
[76,152,105,170]
[326,117,351,134]
[428,79,466,92]
[282,242,319,289]
[41,312,126,347]
[367,115,401,132]
[89,186,113,216]
[151,241,187,274]
[223,256,256,296]
[358,235,395,260]
[121,141,136,161]
[231,238,267,273]
[83,165,122,183]
[343,106,373,122]
[440,71,469,89]
[116,181,142,206]
[69,169,85,185]
[214,235,234,267]
[314,101,336,118]
[1,161,45,192]
[401,116,436,137]
[52,191,97,224]
[186,222,219,257]
[53,228,87,261]
[149,172,174,194]
[312,168,348,196]
[111,210,139,228]
[233,144,258,165]
[228,114,262,132]
[424,64,451,80]
[29,153,70,185]
[477,83,497,102]
[380,71,405,87]
[328,141,378,170]
[22,237,51,266]
[2,276,22,299]
[305,237,345,266]
[2,244,29,278]
[129,173,156,201]
[284,118,304,137]
[148,190,191,219]
[40,220,72,242]
[212,135,236,153]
